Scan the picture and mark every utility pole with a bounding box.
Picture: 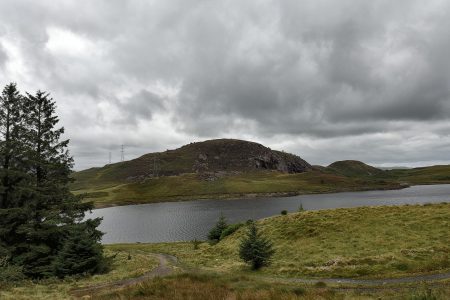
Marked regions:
[152,157,160,177]
[120,145,125,162]
[108,152,111,164]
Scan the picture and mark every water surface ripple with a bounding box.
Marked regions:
[88,184,450,244]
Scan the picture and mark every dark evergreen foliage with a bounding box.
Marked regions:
[207,214,228,242]
[53,219,108,278]
[0,83,106,279]
[0,83,29,279]
[239,223,275,270]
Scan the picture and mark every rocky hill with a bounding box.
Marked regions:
[178,139,311,174]
[73,139,312,186]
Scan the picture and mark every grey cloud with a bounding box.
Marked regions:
[116,90,166,125]
[165,0,450,140]
[0,0,450,169]
[0,44,6,67]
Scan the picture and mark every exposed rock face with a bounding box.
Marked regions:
[188,139,311,174]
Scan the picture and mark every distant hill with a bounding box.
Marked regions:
[377,166,410,170]
[70,140,450,208]
[73,139,312,187]
[326,160,384,177]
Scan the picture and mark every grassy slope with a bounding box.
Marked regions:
[0,248,159,300]
[102,203,450,299]
[2,204,450,299]
[326,160,385,177]
[95,273,450,300]
[388,165,450,184]
[112,203,450,279]
[73,164,450,208]
[73,170,402,208]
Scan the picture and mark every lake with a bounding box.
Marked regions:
[89,184,450,244]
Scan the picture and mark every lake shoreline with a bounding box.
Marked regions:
[91,183,409,209]
[90,184,450,244]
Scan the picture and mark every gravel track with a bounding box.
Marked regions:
[70,253,178,298]
[71,253,450,297]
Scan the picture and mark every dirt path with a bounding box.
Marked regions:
[276,270,450,286]
[71,253,450,298]
[70,253,178,298]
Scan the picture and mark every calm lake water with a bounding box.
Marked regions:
[89,184,450,244]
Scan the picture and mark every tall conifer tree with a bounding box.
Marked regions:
[16,90,105,277]
[1,85,106,278]
[0,83,27,208]
[0,83,30,274]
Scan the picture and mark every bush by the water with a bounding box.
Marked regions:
[191,239,201,250]
[208,215,246,243]
[207,214,228,242]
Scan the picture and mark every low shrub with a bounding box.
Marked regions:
[314,281,327,288]
[298,203,305,212]
[220,223,244,240]
[208,214,228,242]
[191,239,201,250]
[0,257,25,282]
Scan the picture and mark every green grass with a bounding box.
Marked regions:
[2,204,450,299]
[92,272,333,300]
[0,248,159,300]
[73,171,402,208]
[326,160,385,177]
[388,165,450,184]
[111,203,450,279]
[92,273,450,300]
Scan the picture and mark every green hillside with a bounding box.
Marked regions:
[73,171,402,207]
[387,165,450,184]
[137,203,450,279]
[72,139,311,188]
[70,139,450,208]
[326,160,385,177]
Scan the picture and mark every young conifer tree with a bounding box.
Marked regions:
[239,222,275,270]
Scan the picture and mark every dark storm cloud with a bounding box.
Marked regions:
[116,90,166,125]
[0,0,449,169]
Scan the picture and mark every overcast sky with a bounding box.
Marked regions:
[1,0,450,170]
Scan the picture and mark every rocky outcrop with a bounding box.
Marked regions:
[189,139,311,174]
